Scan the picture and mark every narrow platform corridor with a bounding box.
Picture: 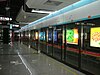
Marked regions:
[0,42,85,75]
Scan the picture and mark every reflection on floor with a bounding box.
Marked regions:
[0,42,85,75]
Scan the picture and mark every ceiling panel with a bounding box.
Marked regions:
[26,0,80,10]
[16,7,47,24]
[16,0,80,26]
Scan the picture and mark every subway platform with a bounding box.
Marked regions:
[0,42,85,75]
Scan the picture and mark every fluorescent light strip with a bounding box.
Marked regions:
[32,9,53,14]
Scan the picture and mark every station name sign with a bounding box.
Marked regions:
[0,17,12,21]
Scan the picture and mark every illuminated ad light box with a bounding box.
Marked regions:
[63,30,65,44]
[90,27,100,47]
[35,32,39,40]
[48,31,52,41]
[66,29,78,45]
[53,31,57,42]
[39,32,45,41]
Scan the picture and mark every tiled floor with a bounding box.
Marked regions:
[0,42,85,75]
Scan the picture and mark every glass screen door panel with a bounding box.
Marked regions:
[53,26,63,60]
[47,28,53,56]
[39,28,47,53]
[65,24,80,67]
[81,24,100,75]
[31,30,39,50]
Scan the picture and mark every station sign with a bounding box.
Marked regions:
[0,17,12,21]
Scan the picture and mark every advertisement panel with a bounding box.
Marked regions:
[39,32,45,41]
[53,31,57,42]
[48,31,52,41]
[90,27,100,47]
[66,29,78,45]
[35,32,38,40]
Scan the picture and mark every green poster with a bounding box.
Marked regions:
[66,29,74,42]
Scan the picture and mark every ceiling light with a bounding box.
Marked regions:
[31,9,53,14]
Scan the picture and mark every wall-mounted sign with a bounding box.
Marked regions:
[0,17,12,21]
[10,24,12,29]
[13,25,19,27]
[2,25,9,28]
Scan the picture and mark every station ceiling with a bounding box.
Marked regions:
[16,0,80,26]
[0,0,80,26]
[0,0,24,22]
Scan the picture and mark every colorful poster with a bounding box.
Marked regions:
[48,31,52,41]
[53,31,57,42]
[39,32,45,41]
[35,32,38,40]
[66,29,78,45]
[63,30,64,43]
[90,27,100,47]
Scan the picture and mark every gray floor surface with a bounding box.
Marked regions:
[0,42,85,75]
